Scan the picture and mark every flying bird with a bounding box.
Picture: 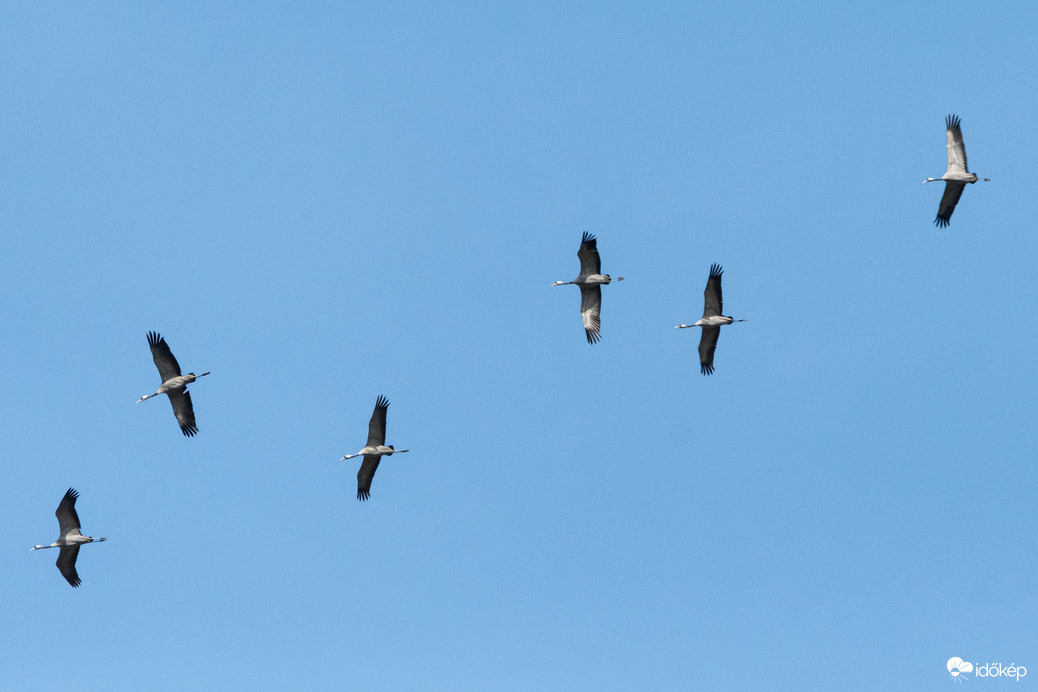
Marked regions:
[677,264,745,375]
[31,488,107,588]
[341,396,410,501]
[924,114,989,227]
[552,232,624,343]
[137,331,210,436]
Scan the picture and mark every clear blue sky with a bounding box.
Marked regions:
[3,3,1036,690]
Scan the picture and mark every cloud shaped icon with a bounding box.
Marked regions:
[947,657,974,677]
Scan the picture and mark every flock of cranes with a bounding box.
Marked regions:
[31,114,987,587]
[551,236,745,375]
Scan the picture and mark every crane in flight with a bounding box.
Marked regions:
[924,114,989,227]
[677,264,745,375]
[137,331,210,436]
[31,488,106,588]
[341,396,410,501]
[552,232,624,344]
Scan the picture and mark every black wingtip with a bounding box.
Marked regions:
[708,263,723,279]
[146,331,164,347]
[63,488,79,503]
[585,329,601,344]
[181,424,199,437]
[700,363,715,375]
[934,215,951,228]
[67,577,82,588]
[357,489,370,501]
[945,114,961,130]
[375,395,389,410]
[580,231,597,247]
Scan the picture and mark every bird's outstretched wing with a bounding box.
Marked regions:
[576,232,602,278]
[356,455,381,501]
[168,388,199,436]
[703,264,724,318]
[147,331,183,383]
[935,181,966,228]
[945,114,970,175]
[366,396,389,447]
[56,487,82,537]
[698,326,721,375]
[56,545,81,588]
[580,285,602,344]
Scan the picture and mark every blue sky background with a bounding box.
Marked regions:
[3,3,1036,690]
